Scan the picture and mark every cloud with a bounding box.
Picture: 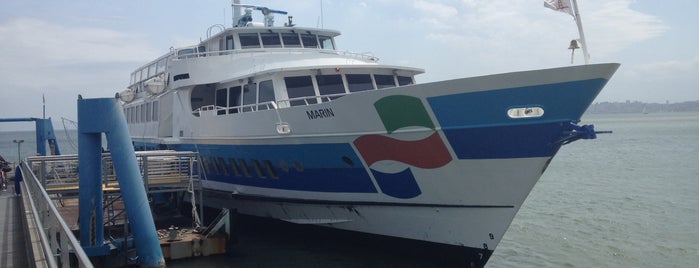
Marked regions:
[0,17,158,122]
[412,0,458,18]
[0,17,160,65]
[408,0,667,58]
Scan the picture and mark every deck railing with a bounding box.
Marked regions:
[20,150,203,267]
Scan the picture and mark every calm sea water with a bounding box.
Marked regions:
[2,112,697,267]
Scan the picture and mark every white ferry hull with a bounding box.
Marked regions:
[131,63,620,266]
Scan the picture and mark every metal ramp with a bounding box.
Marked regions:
[25,151,203,231]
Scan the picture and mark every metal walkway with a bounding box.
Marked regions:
[0,188,30,268]
[2,150,202,267]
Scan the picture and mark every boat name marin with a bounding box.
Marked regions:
[306,108,335,120]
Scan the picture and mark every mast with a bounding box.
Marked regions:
[232,0,242,27]
[571,0,590,64]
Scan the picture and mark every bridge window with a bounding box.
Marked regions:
[316,74,345,100]
[374,74,396,89]
[260,33,282,48]
[347,74,373,92]
[318,35,334,50]
[240,33,261,49]
[301,34,318,48]
[285,76,317,106]
[397,76,414,86]
[281,33,301,48]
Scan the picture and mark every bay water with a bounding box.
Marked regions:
[1,112,697,267]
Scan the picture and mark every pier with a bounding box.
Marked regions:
[1,150,204,267]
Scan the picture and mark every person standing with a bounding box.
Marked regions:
[14,162,23,196]
[1,169,6,191]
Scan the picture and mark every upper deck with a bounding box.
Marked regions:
[129,25,386,89]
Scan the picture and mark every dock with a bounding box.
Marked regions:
[0,187,30,267]
[1,150,219,267]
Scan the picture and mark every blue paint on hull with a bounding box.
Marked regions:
[427,78,609,159]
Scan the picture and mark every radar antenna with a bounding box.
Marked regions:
[231,0,288,27]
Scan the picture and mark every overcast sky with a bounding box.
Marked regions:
[1,0,697,131]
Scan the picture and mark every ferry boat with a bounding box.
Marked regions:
[120,1,619,266]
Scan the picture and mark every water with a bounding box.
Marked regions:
[489,112,699,267]
[2,112,698,267]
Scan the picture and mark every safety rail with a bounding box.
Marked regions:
[193,101,279,116]
[27,151,200,193]
[20,162,94,268]
[171,47,378,62]
[21,150,203,267]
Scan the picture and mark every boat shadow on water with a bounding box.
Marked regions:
[168,213,472,267]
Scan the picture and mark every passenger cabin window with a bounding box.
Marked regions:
[346,74,374,92]
[152,101,159,121]
[242,83,257,112]
[397,76,414,86]
[281,33,301,48]
[258,80,275,110]
[216,88,228,115]
[285,76,317,106]
[260,33,282,48]
[239,33,261,49]
[228,86,242,114]
[374,75,396,89]
[316,74,345,100]
[191,85,216,116]
[301,34,318,48]
[318,36,334,50]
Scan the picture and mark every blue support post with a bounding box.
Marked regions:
[78,96,165,267]
[35,118,61,156]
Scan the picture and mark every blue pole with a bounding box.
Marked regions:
[77,96,165,267]
[35,118,61,156]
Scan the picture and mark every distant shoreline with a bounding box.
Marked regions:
[587,100,699,114]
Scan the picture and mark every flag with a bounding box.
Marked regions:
[544,0,575,17]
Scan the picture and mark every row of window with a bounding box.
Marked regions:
[190,73,414,116]
[125,101,159,124]
[201,156,305,179]
[131,56,169,86]
[236,32,334,50]
[284,73,413,107]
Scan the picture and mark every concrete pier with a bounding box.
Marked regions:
[0,186,30,267]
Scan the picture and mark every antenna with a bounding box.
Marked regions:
[320,0,324,29]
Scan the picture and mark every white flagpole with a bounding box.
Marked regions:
[571,0,590,64]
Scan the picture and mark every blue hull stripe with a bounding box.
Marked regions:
[427,79,608,128]
[161,143,379,194]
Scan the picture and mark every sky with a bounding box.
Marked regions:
[0,0,697,131]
